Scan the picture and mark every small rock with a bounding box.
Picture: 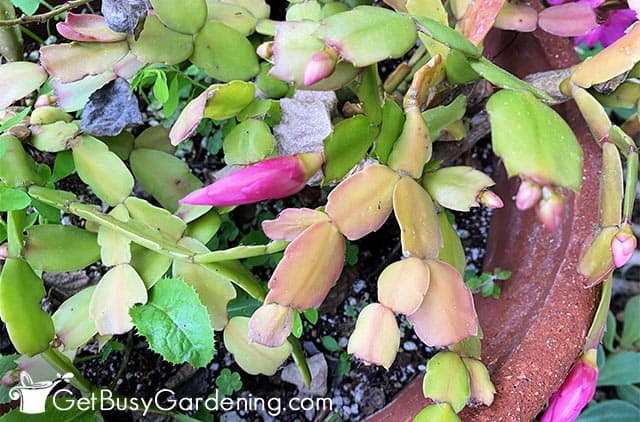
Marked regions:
[273,90,336,185]
[81,78,143,136]
[403,341,418,351]
[352,279,366,293]
[102,0,148,34]
[457,228,471,239]
[353,384,384,416]
[220,412,244,422]
[281,353,328,396]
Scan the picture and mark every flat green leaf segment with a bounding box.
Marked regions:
[468,57,554,103]
[487,90,583,191]
[412,15,479,58]
[130,278,214,367]
[316,6,417,67]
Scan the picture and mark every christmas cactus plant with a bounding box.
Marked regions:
[0,0,637,419]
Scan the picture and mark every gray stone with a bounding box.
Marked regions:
[273,90,336,156]
[273,91,336,185]
[102,0,148,34]
[81,78,143,136]
[281,353,328,396]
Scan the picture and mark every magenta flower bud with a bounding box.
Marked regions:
[515,179,542,210]
[478,190,504,209]
[536,187,564,231]
[302,51,337,87]
[611,225,637,267]
[541,349,598,422]
[180,153,323,207]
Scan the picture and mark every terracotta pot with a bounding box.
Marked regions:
[368,23,602,422]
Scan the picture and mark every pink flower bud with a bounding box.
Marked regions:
[0,243,7,261]
[541,349,598,422]
[256,42,273,59]
[34,94,55,108]
[478,190,504,209]
[179,153,323,207]
[515,179,542,210]
[302,51,337,87]
[611,225,637,267]
[536,187,564,231]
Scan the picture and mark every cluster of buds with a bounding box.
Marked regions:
[578,140,637,286]
[515,179,565,231]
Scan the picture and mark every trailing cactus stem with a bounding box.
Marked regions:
[623,148,638,221]
[191,240,288,264]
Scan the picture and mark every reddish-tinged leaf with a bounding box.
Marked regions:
[326,164,400,240]
[393,177,442,259]
[408,260,478,347]
[538,3,597,37]
[169,87,213,145]
[377,257,429,314]
[56,13,127,42]
[51,71,116,112]
[265,221,345,311]
[113,53,145,80]
[262,208,329,241]
[347,303,400,370]
[0,62,47,109]
[459,0,505,46]
[248,303,294,347]
[40,41,129,83]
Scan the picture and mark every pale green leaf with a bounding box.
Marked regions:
[487,90,583,191]
[323,115,375,182]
